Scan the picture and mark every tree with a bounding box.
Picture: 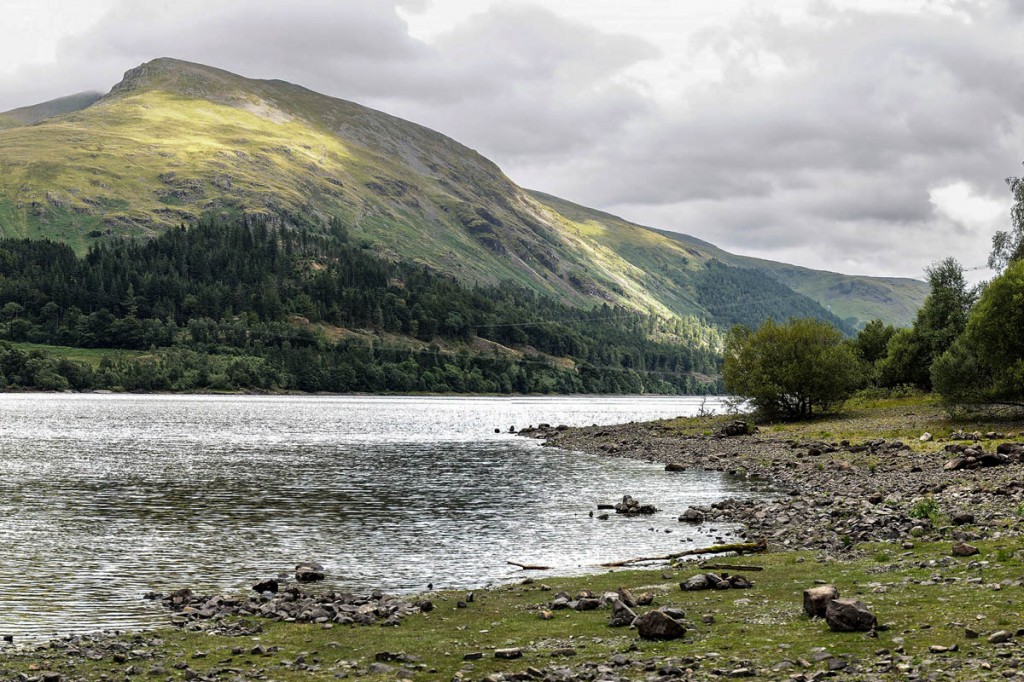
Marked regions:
[990,168,1024,272]
[933,259,1024,407]
[853,319,896,365]
[876,258,974,389]
[723,318,862,420]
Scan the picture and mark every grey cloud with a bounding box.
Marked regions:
[521,1,1024,277]
[0,0,1020,279]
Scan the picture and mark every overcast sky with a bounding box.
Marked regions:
[1,0,1021,281]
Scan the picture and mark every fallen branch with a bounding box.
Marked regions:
[698,563,765,572]
[598,539,767,568]
[507,560,553,570]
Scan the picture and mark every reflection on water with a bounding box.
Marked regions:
[0,394,766,639]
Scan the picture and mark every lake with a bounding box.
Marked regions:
[0,394,767,639]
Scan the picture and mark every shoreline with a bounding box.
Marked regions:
[6,398,1024,681]
[525,403,1024,554]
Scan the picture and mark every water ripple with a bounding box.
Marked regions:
[0,394,767,639]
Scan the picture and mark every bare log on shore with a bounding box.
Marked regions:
[598,539,767,568]
[507,560,553,570]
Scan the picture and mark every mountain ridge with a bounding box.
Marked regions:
[0,58,927,329]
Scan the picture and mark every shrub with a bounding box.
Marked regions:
[723,318,862,420]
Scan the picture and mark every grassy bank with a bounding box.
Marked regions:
[3,540,1023,681]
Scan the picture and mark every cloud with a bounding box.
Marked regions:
[510,1,1024,276]
[0,0,1021,280]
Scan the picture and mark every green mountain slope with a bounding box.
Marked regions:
[0,58,925,330]
[529,192,927,329]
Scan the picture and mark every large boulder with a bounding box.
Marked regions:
[803,584,839,618]
[634,610,687,640]
[825,599,877,632]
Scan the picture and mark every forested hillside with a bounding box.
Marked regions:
[0,219,722,394]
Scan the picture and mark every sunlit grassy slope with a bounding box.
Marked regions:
[0,58,926,329]
[529,192,927,328]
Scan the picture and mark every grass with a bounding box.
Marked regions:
[0,58,925,333]
[8,342,150,368]
[3,540,1023,681]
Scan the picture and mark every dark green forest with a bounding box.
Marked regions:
[0,218,724,394]
[696,260,854,333]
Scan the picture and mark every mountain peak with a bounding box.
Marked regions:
[106,58,247,100]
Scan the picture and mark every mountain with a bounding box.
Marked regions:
[0,91,102,129]
[0,58,926,330]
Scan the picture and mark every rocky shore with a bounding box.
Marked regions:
[523,412,1024,556]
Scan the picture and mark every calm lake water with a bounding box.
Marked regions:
[0,394,766,640]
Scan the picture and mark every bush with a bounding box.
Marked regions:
[934,259,1024,408]
[723,318,863,420]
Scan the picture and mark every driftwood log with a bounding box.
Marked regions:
[599,539,767,568]
[507,560,553,570]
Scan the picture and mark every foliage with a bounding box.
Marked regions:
[853,319,896,364]
[0,217,726,394]
[990,170,1024,271]
[909,495,941,526]
[722,318,863,420]
[877,258,974,390]
[695,260,854,333]
[933,259,1024,408]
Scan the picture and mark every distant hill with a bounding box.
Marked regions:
[0,58,926,331]
[0,91,102,128]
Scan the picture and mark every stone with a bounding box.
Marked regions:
[494,648,523,660]
[463,652,484,661]
[825,599,877,632]
[252,579,279,594]
[616,586,637,608]
[665,463,687,472]
[803,585,840,618]
[574,598,601,611]
[919,432,933,442]
[633,610,687,640]
[659,606,686,621]
[988,630,1013,644]
[295,562,325,583]
[951,512,975,526]
[681,574,710,591]
[721,420,750,437]
[952,542,979,557]
[608,600,636,627]
[678,507,705,524]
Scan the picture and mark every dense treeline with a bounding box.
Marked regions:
[848,167,1024,412]
[696,260,854,334]
[0,217,723,394]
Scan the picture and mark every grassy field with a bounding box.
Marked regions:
[9,342,151,368]
[2,540,1022,681]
